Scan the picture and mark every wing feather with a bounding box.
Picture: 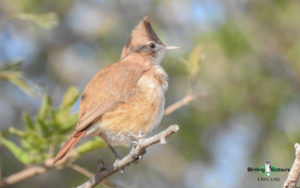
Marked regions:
[75,60,149,132]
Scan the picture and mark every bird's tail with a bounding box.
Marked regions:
[53,130,86,164]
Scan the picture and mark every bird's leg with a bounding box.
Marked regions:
[105,141,125,173]
[106,142,122,160]
[125,130,146,163]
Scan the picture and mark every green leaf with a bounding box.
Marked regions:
[8,127,25,138]
[0,61,35,96]
[36,95,52,136]
[9,77,34,96]
[57,86,80,120]
[0,61,22,71]
[0,70,22,80]
[60,86,80,109]
[38,95,51,120]
[14,12,58,29]
[187,45,203,77]
[23,113,34,130]
[2,86,81,165]
[58,113,78,131]
[76,137,105,156]
[1,138,30,164]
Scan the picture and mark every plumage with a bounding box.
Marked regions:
[54,16,178,164]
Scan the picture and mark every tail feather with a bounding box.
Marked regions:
[53,130,86,164]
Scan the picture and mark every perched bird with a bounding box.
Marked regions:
[54,16,179,164]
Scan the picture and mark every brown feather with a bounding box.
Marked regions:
[75,53,151,132]
[53,130,87,164]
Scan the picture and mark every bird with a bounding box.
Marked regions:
[53,16,179,164]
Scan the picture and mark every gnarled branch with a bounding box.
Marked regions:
[77,124,179,188]
[0,88,202,187]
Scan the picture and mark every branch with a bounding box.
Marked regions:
[77,124,179,188]
[0,151,76,187]
[0,88,198,187]
[284,143,300,188]
[68,164,94,178]
[0,165,49,187]
[164,90,205,116]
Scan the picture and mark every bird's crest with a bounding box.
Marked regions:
[121,16,165,59]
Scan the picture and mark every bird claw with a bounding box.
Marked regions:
[125,130,145,147]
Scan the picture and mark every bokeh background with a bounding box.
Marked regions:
[0,0,300,187]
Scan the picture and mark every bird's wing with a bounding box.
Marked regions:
[74,61,149,132]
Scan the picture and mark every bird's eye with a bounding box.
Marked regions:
[148,42,156,49]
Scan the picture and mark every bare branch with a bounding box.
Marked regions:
[164,91,205,116]
[77,124,179,188]
[284,143,300,188]
[68,164,94,178]
[0,125,179,187]
[0,88,195,187]
[1,89,196,187]
[0,165,49,187]
[0,151,76,187]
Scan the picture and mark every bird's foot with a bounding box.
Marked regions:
[125,130,145,147]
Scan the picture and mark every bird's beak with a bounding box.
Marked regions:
[162,45,180,52]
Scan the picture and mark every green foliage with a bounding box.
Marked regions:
[0,61,34,96]
[0,87,82,164]
[217,21,251,58]
[76,137,106,157]
[0,12,58,29]
[14,12,58,29]
[0,61,107,165]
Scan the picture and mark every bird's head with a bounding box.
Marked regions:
[121,16,179,64]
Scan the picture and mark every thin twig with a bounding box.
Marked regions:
[77,124,179,188]
[0,151,76,187]
[284,143,300,188]
[68,164,94,178]
[164,91,205,116]
[0,165,49,187]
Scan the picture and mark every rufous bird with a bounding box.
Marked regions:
[54,16,179,164]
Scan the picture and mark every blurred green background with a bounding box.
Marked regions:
[0,0,300,187]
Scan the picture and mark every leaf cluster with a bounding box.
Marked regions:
[1,87,79,164]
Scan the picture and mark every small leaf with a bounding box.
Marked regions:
[0,61,22,71]
[187,45,204,77]
[0,62,37,96]
[57,86,80,119]
[38,95,51,120]
[8,127,25,138]
[14,12,58,29]
[36,119,50,137]
[0,70,22,80]
[76,137,105,156]
[9,77,34,96]
[60,86,80,109]
[23,113,34,130]
[1,138,30,164]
